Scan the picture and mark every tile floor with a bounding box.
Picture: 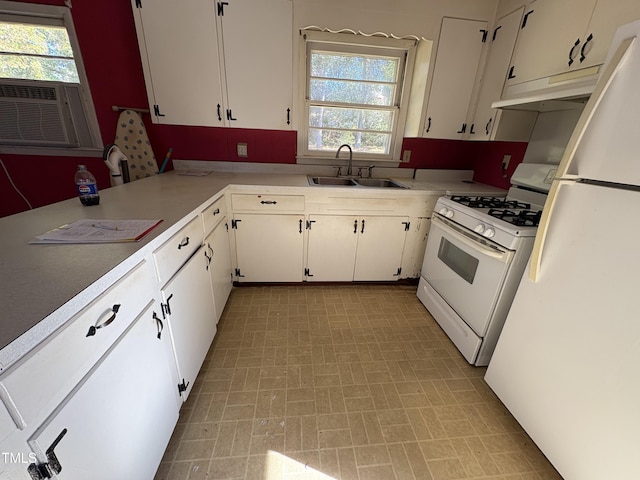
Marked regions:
[154,284,562,480]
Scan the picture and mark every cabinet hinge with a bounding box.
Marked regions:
[217,1,228,16]
[235,268,245,278]
[457,123,467,134]
[177,379,190,396]
[480,29,488,43]
[226,109,237,121]
[403,221,411,231]
[492,25,502,41]
[153,104,165,117]
[306,220,316,230]
[304,268,314,277]
[27,428,67,480]
[135,0,142,8]
[231,219,241,229]
[394,267,402,277]
[521,9,534,29]
[161,293,173,319]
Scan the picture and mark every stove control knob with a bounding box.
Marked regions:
[483,228,495,238]
[439,208,454,218]
[474,224,485,234]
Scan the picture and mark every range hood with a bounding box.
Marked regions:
[492,64,599,111]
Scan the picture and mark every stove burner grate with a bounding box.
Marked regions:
[450,195,530,210]
[488,208,542,227]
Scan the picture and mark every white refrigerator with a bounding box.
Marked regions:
[485,20,640,480]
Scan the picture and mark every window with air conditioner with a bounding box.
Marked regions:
[301,31,417,162]
[0,1,101,153]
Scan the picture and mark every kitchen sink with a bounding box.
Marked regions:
[308,176,409,189]
[355,178,408,189]
[308,176,358,186]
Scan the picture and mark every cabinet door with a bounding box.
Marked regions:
[220,0,293,129]
[26,302,179,480]
[131,0,225,126]
[354,217,408,281]
[306,215,359,282]
[424,17,488,139]
[162,246,216,400]
[507,0,597,85]
[205,219,233,323]
[579,0,640,69]
[233,214,304,282]
[470,8,524,141]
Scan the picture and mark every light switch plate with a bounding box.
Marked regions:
[237,143,248,157]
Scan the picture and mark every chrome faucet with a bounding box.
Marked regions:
[335,144,353,176]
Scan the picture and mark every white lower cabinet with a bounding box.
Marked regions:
[161,245,216,401]
[25,301,179,480]
[306,215,409,282]
[232,214,305,282]
[205,219,233,323]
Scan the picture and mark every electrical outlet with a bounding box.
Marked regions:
[501,154,511,170]
[237,143,248,157]
[402,150,412,162]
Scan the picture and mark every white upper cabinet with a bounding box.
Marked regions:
[506,0,596,86]
[131,0,293,129]
[220,0,293,129]
[580,0,640,69]
[131,0,225,126]
[469,8,524,141]
[506,0,640,87]
[423,17,488,139]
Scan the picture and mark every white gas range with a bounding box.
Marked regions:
[417,163,556,366]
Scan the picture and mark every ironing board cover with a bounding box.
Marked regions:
[114,110,158,180]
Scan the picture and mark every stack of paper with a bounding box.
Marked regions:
[32,219,163,244]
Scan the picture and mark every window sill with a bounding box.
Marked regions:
[296,155,400,167]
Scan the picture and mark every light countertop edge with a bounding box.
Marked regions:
[0,171,505,371]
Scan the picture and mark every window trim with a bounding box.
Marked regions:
[299,30,417,163]
[0,0,103,156]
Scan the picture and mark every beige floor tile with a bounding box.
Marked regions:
[155,285,561,480]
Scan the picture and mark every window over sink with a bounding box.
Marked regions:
[300,30,417,163]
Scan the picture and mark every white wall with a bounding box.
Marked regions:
[522,105,585,164]
[293,0,498,39]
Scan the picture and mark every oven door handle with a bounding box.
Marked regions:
[433,215,511,263]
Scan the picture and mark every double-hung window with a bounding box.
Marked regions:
[0,1,101,153]
[302,31,416,162]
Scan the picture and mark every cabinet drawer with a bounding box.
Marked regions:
[202,195,227,236]
[0,261,154,428]
[153,215,203,285]
[231,193,305,212]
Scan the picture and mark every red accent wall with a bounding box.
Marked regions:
[0,0,527,218]
[400,138,528,190]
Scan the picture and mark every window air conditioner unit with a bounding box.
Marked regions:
[0,79,95,148]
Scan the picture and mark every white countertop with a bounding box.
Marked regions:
[0,170,504,370]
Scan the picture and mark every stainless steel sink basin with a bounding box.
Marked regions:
[355,178,408,189]
[307,176,409,189]
[308,176,358,186]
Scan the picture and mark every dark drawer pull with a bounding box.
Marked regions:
[178,237,190,249]
[260,200,277,205]
[86,304,120,337]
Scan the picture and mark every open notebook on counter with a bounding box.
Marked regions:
[31,219,163,244]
